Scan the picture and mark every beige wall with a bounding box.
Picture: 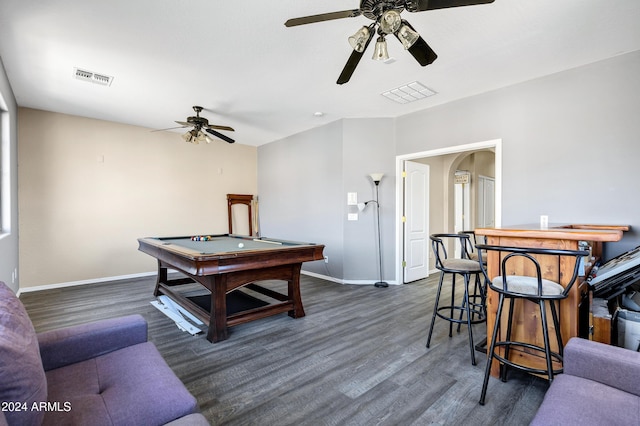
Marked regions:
[18,108,257,288]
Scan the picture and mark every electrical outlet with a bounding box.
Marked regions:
[540,215,549,228]
[324,256,329,264]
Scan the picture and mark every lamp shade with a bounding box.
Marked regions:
[348,26,370,53]
[195,131,213,144]
[379,10,402,34]
[369,173,384,184]
[182,130,197,143]
[372,37,389,61]
[397,23,420,49]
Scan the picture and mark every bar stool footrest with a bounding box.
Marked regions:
[435,305,486,325]
[493,341,564,376]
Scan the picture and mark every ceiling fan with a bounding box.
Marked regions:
[158,106,235,144]
[285,0,495,85]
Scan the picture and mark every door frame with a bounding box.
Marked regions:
[395,139,502,284]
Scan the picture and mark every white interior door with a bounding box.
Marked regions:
[403,161,430,283]
[477,175,495,228]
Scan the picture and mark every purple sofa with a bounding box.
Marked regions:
[0,281,209,426]
[531,337,640,425]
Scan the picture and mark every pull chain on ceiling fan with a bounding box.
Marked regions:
[285,0,495,84]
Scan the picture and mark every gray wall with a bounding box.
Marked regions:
[258,118,396,283]
[397,50,640,259]
[259,50,640,283]
[0,56,19,291]
[258,120,345,279]
[342,118,395,283]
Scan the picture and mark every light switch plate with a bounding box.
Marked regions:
[347,192,358,205]
[348,213,358,221]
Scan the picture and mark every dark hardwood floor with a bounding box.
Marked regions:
[20,274,547,425]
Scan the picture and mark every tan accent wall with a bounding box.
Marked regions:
[18,108,257,288]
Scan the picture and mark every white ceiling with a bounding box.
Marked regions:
[1,0,639,146]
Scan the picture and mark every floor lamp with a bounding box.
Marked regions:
[358,173,388,288]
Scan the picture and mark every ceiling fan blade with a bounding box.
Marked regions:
[406,0,495,12]
[337,50,365,85]
[207,124,235,132]
[337,26,375,85]
[175,121,192,127]
[151,125,188,132]
[406,35,438,66]
[285,9,361,27]
[205,128,235,144]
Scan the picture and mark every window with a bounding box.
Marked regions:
[0,99,7,235]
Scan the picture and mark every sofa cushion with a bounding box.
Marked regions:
[0,282,47,426]
[530,373,640,426]
[44,341,197,426]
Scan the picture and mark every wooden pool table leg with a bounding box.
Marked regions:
[207,276,229,343]
[153,260,166,297]
[288,264,305,318]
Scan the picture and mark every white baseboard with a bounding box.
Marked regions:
[301,270,399,285]
[341,279,400,285]
[17,269,401,296]
[300,270,343,284]
[17,271,157,296]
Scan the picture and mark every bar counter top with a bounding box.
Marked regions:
[475,224,629,242]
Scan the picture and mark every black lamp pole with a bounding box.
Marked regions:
[371,175,387,288]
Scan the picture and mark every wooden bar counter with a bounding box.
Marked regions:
[475,224,628,377]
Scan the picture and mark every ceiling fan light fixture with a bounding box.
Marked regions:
[348,26,371,53]
[397,23,420,49]
[372,36,389,61]
[379,10,402,34]
[182,129,199,144]
[195,131,213,144]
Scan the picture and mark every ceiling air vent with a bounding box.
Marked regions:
[74,67,114,86]
[381,81,436,104]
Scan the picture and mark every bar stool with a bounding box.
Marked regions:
[426,234,486,365]
[476,244,588,405]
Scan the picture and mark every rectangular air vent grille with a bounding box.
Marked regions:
[74,68,114,86]
[381,81,436,104]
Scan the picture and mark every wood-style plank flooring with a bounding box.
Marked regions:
[20,274,548,425]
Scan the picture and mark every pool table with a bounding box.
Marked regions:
[137,234,325,343]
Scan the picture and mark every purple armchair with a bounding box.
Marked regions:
[531,337,640,425]
[0,281,208,426]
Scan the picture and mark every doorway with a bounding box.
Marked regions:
[396,139,502,284]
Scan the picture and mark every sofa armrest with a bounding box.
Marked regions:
[37,314,148,371]
[564,337,640,397]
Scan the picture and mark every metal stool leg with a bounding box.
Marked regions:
[499,297,516,382]
[449,274,456,337]
[539,300,555,383]
[426,272,445,348]
[480,293,505,405]
[550,300,563,358]
[463,273,476,365]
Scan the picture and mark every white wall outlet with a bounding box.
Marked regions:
[324,256,329,263]
[347,192,358,205]
[348,213,358,221]
[540,215,549,229]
